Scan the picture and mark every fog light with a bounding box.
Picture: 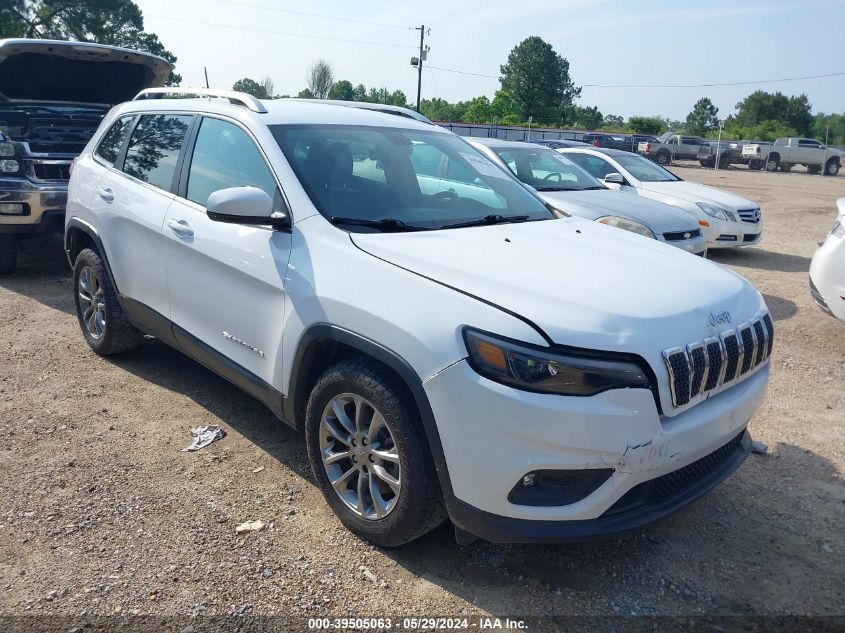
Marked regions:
[0,142,15,157]
[0,202,25,215]
[0,159,20,173]
[508,468,614,506]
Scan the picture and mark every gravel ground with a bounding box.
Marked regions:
[1,165,844,627]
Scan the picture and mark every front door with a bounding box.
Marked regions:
[161,116,291,387]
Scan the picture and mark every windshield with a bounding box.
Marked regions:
[491,146,605,191]
[272,125,552,231]
[613,153,682,182]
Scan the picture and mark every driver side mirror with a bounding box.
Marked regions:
[207,187,289,229]
[603,172,625,185]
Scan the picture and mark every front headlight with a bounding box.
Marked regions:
[0,159,20,174]
[596,215,655,239]
[696,202,736,222]
[463,328,651,396]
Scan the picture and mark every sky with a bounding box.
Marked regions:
[134,0,845,121]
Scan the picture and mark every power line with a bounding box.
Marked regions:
[211,0,413,30]
[583,71,845,88]
[427,65,845,87]
[147,15,417,49]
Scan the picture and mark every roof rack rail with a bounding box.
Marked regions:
[133,88,268,114]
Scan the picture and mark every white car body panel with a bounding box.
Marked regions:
[809,198,845,321]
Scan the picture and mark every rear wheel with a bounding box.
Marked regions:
[748,159,762,170]
[656,151,670,165]
[825,159,840,176]
[780,163,793,172]
[808,165,822,175]
[305,357,446,547]
[73,248,143,355]
[0,234,17,274]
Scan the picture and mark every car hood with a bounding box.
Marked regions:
[639,180,757,211]
[539,188,699,232]
[351,216,765,404]
[0,39,172,106]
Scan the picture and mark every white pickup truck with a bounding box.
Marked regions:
[741,137,842,175]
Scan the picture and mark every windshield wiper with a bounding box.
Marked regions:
[330,216,428,232]
[535,186,579,191]
[440,214,530,230]
[579,186,606,190]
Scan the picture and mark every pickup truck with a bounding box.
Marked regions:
[698,140,751,168]
[741,138,843,175]
[638,134,707,165]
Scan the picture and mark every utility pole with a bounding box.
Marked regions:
[412,25,430,112]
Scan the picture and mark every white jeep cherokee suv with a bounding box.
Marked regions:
[65,89,773,546]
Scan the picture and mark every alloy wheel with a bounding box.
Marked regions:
[319,393,401,520]
[78,265,106,339]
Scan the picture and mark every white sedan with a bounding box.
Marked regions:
[809,198,845,321]
[559,148,763,249]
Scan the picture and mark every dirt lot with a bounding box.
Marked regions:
[1,165,844,627]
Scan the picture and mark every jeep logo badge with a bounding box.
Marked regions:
[708,310,732,327]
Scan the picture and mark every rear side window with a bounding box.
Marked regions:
[95,116,133,165]
[186,117,277,206]
[122,114,193,191]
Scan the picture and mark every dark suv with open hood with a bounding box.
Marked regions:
[0,39,172,273]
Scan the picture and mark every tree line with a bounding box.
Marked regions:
[5,2,842,146]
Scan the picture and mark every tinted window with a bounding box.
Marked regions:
[798,139,820,147]
[122,114,192,191]
[613,153,681,182]
[187,118,278,207]
[96,116,133,165]
[564,153,616,180]
[273,125,551,230]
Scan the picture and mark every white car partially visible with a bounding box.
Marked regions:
[560,148,764,249]
[809,198,845,321]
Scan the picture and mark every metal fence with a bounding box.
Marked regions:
[435,122,585,142]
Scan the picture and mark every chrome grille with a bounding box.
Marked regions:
[737,208,761,224]
[662,312,773,408]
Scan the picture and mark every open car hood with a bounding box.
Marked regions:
[0,39,172,106]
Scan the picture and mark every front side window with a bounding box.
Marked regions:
[272,125,551,231]
[122,114,192,191]
[493,147,605,191]
[187,117,278,207]
[563,153,617,181]
[96,116,133,165]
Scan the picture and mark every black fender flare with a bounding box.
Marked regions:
[284,323,456,506]
[64,218,121,294]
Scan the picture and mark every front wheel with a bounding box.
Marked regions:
[305,357,446,547]
[825,159,840,176]
[0,234,17,274]
[656,151,670,165]
[765,158,779,172]
[73,248,143,355]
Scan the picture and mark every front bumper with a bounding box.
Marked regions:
[0,176,68,235]
[424,359,768,542]
[700,217,762,248]
[809,234,845,321]
[657,232,707,255]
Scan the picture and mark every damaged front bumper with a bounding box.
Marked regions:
[424,359,767,543]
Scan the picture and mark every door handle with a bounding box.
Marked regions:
[97,187,114,202]
[167,218,194,237]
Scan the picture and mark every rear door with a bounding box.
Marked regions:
[162,115,291,386]
[89,112,194,318]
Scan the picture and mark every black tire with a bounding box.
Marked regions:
[824,159,840,176]
[0,234,17,274]
[779,163,793,172]
[72,248,143,355]
[748,159,762,171]
[656,150,670,165]
[765,155,779,172]
[305,357,447,547]
[808,165,822,175]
